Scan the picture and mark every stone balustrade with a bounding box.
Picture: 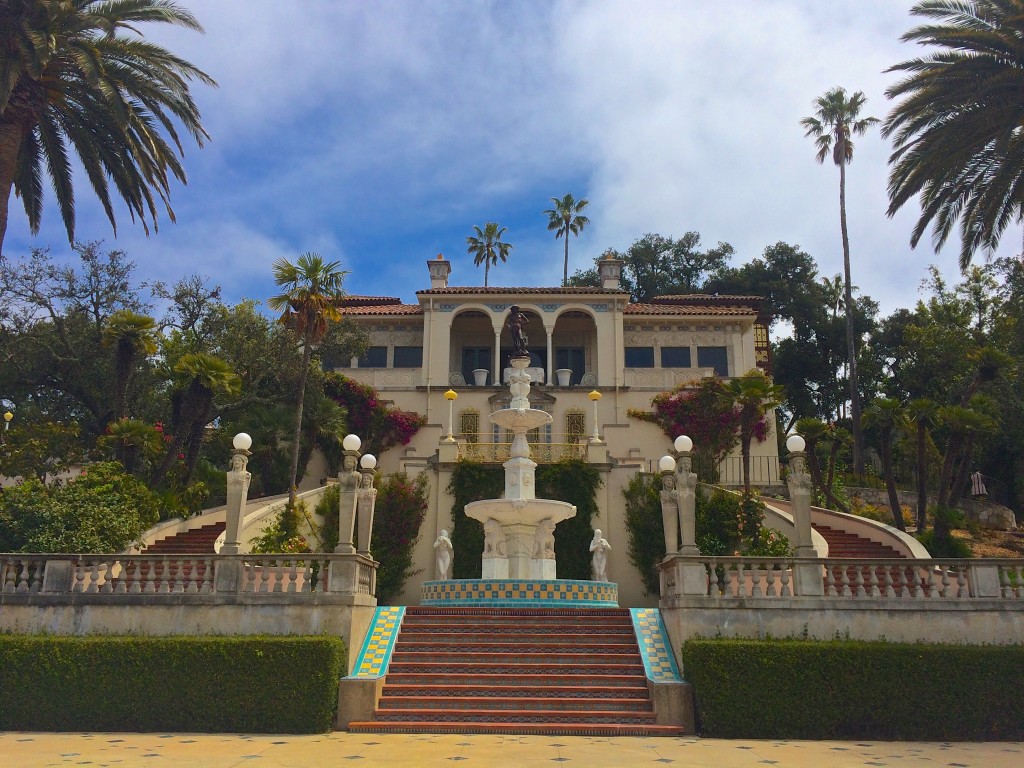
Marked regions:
[0,552,377,599]
[660,553,1024,601]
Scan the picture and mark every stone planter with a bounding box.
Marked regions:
[555,368,572,387]
[472,368,489,386]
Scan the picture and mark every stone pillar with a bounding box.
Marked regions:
[221,447,251,555]
[335,449,360,554]
[787,446,824,596]
[545,325,554,387]
[493,326,502,384]
[355,468,377,556]
[660,471,680,556]
[675,452,699,556]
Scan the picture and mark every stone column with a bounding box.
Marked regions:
[675,451,699,556]
[545,325,554,386]
[660,471,680,556]
[493,326,502,384]
[335,448,360,554]
[787,443,824,596]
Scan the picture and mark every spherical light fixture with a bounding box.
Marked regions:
[658,455,677,473]
[674,435,693,453]
[232,432,252,451]
[360,454,377,470]
[342,434,361,452]
[444,389,458,401]
[786,434,806,453]
[588,390,602,402]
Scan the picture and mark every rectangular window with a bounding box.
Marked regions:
[660,346,691,368]
[462,347,491,384]
[555,347,585,385]
[697,346,729,376]
[393,346,422,368]
[625,346,655,368]
[358,346,387,368]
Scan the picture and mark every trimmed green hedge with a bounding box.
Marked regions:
[681,638,1024,740]
[0,635,346,733]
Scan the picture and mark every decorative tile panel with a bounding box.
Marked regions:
[349,606,405,678]
[630,608,682,682]
[422,579,618,607]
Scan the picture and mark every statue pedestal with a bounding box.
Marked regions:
[482,558,509,579]
[530,558,556,579]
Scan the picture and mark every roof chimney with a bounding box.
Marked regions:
[598,252,624,290]
[428,253,451,290]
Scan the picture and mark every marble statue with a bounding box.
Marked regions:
[483,518,507,558]
[590,528,611,582]
[506,305,529,358]
[533,519,556,560]
[434,529,453,580]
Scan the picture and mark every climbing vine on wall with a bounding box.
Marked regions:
[447,461,503,579]
[323,373,426,457]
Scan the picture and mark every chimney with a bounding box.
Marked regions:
[427,253,451,290]
[598,252,624,290]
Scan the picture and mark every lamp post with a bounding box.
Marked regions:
[786,434,815,558]
[672,435,699,556]
[3,411,12,431]
[444,389,458,442]
[222,432,252,556]
[335,434,362,554]
[588,390,602,442]
[356,453,378,555]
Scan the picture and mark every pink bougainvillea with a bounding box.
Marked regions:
[323,374,426,455]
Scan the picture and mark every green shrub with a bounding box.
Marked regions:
[448,461,503,579]
[0,635,345,733]
[0,462,160,553]
[682,638,1024,740]
[537,459,602,580]
[371,472,428,604]
[623,472,664,595]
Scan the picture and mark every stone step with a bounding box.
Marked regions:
[380,684,650,700]
[394,639,637,653]
[390,649,638,664]
[387,660,645,676]
[377,696,653,713]
[395,631,636,644]
[383,672,649,688]
[347,721,686,737]
[369,708,659,724]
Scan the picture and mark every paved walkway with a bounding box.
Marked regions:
[2,732,1021,767]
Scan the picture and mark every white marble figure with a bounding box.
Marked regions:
[434,529,454,580]
[533,519,556,560]
[483,519,507,558]
[590,529,611,582]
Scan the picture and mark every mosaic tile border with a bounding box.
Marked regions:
[630,608,682,682]
[349,605,405,679]
[421,579,618,607]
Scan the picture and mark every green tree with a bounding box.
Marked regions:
[544,193,590,286]
[0,0,215,252]
[907,398,939,531]
[465,222,512,288]
[267,253,348,509]
[801,87,879,477]
[863,397,909,530]
[884,0,1024,271]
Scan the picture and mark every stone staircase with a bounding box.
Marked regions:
[144,522,225,555]
[811,523,904,559]
[348,607,683,736]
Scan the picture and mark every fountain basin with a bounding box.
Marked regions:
[465,498,575,527]
[490,407,552,432]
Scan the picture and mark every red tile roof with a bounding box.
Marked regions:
[339,296,404,307]
[342,304,423,316]
[625,303,757,316]
[416,286,627,295]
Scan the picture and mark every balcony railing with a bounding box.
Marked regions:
[457,433,588,463]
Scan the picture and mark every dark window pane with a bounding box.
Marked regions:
[555,347,585,385]
[393,346,422,368]
[359,346,387,368]
[661,346,691,368]
[462,347,491,383]
[697,346,729,376]
[625,346,655,368]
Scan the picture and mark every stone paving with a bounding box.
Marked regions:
[2,732,1022,767]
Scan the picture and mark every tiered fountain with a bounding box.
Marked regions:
[422,309,617,606]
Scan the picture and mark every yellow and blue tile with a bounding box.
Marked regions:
[350,605,405,678]
[630,608,682,682]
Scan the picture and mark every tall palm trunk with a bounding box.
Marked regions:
[562,231,570,287]
[839,158,865,476]
[287,339,314,509]
[0,123,22,254]
[915,422,929,531]
[880,437,906,531]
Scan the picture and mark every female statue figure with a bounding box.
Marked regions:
[434,529,454,580]
[590,528,611,582]
[506,305,529,358]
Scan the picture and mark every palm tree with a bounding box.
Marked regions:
[544,193,590,286]
[884,0,1024,271]
[465,222,512,287]
[267,253,348,509]
[724,369,785,495]
[863,397,909,531]
[801,87,879,477]
[102,310,158,420]
[936,403,996,510]
[907,398,939,531]
[150,352,240,488]
[0,0,215,253]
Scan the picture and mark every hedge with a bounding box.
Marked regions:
[681,638,1024,740]
[0,635,346,733]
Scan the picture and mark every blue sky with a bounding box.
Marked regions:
[4,0,1017,315]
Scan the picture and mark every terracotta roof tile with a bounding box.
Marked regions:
[342,304,423,316]
[651,294,763,305]
[339,296,403,307]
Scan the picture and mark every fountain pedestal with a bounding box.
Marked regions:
[465,356,576,580]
